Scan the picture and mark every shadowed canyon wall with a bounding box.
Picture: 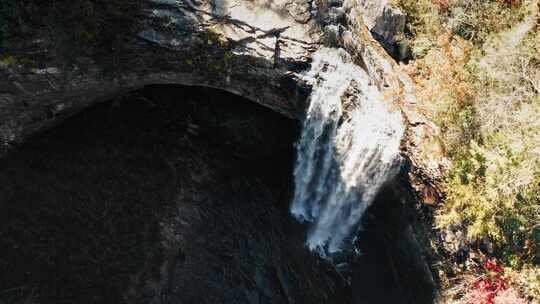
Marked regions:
[0,85,351,304]
[0,84,437,304]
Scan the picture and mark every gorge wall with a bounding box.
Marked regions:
[0,85,351,303]
[0,0,442,303]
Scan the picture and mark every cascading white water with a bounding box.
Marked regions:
[291,47,405,253]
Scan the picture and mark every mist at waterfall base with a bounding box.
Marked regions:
[291,48,405,254]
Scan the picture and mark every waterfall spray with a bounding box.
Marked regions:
[291,48,404,253]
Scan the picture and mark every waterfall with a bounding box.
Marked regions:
[291,47,404,253]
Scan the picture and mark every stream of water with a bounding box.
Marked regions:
[291,47,404,253]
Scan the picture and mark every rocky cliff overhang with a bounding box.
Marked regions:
[0,0,320,153]
[0,0,440,186]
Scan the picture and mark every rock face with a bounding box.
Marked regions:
[0,0,323,155]
[353,180,439,304]
[354,0,406,58]
[0,0,413,153]
[0,86,350,304]
[0,0,442,303]
[0,0,415,153]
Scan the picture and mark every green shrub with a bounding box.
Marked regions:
[394,0,532,58]
[438,24,540,262]
[397,0,540,300]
